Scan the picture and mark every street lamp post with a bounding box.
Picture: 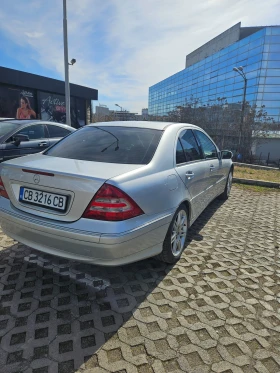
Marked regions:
[63,0,71,126]
[115,104,123,111]
[115,104,123,121]
[63,1,77,127]
[233,66,247,146]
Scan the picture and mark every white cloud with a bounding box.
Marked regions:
[0,0,279,113]
[24,32,44,39]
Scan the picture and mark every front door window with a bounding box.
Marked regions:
[15,124,46,140]
[193,130,218,159]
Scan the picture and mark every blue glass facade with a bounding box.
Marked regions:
[149,26,280,124]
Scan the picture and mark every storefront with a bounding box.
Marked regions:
[0,66,98,128]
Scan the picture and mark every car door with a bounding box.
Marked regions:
[2,141,21,162]
[193,130,222,202]
[174,129,208,221]
[46,124,72,147]
[15,124,50,157]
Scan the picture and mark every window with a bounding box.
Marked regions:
[0,122,20,137]
[16,124,46,140]
[47,124,71,138]
[194,131,218,159]
[0,85,36,119]
[263,93,280,101]
[176,130,202,164]
[176,140,186,164]
[45,126,162,165]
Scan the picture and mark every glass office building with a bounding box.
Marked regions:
[149,23,280,124]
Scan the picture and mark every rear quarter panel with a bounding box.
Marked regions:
[108,125,192,219]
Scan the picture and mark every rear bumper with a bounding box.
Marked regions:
[0,199,172,266]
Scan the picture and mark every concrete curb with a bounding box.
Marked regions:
[233,177,280,189]
[234,162,280,171]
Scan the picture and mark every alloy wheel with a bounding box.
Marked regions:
[227,172,233,196]
[171,209,188,257]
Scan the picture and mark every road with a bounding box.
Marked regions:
[0,186,279,373]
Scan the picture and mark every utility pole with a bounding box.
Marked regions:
[240,77,248,139]
[63,0,71,126]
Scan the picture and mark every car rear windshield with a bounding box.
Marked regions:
[45,126,163,164]
[0,122,20,136]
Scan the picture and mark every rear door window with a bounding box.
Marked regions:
[45,126,163,164]
[176,139,186,164]
[176,129,202,164]
[46,124,72,138]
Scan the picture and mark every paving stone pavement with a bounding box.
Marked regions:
[0,186,279,373]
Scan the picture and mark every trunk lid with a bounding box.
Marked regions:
[1,154,143,222]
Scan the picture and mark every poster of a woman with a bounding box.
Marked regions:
[16,96,36,119]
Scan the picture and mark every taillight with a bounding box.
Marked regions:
[0,177,9,199]
[83,183,144,221]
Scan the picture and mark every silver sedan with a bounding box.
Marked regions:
[0,121,233,266]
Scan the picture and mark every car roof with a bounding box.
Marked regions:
[0,119,74,129]
[88,121,199,130]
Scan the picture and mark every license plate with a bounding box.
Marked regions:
[19,187,68,212]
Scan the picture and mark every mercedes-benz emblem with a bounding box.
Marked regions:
[33,174,40,184]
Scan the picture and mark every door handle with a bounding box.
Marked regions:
[38,142,48,147]
[185,171,195,180]
[210,165,215,172]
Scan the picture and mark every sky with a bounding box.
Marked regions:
[0,0,280,114]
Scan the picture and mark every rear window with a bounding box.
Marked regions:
[44,126,163,164]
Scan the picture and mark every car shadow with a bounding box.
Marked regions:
[0,197,226,372]
[187,198,225,244]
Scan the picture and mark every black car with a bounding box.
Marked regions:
[0,120,75,162]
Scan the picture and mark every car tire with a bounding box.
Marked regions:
[157,205,188,264]
[218,170,233,200]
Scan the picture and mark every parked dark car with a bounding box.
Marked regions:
[0,120,75,162]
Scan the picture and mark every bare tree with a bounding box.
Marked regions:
[154,97,275,162]
[92,113,116,123]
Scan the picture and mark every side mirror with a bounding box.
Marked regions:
[13,134,29,146]
[221,150,233,160]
